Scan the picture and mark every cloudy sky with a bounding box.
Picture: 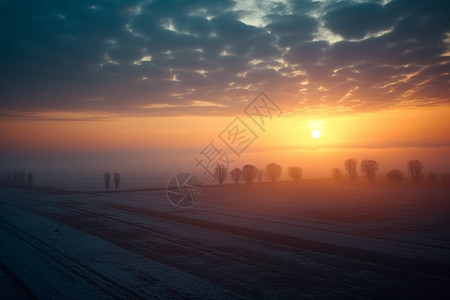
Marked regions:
[1,0,449,118]
[1,0,449,177]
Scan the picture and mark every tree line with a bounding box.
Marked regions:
[215,163,301,185]
[332,158,448,185]
[5,170,34,187]
[213,159,450,186]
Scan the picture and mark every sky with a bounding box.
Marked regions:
[1,0,449,180]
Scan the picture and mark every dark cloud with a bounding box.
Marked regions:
[324,2,395,39]
[289,0,321,13]
[286,41,328,65]
[0,0,449,118]
[265,14,318,46]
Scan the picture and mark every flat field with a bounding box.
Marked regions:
[1,180,449,299]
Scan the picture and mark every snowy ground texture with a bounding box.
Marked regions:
[1,180,450,299]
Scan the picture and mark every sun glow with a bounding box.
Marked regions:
[311,130,321,139]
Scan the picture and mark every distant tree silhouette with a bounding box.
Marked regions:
[19,170,25,186]
[288,167,302,183]
[242,164,257,185]
[427,172,438,185]
[5,173,11,185]
[344,159,358,181]
[12,171,18,186]
[407,160,423,184]
[214,164,228,186]
[360,160,379,182]
[386,169,404,183]
[114,173,120,190]
[332,168,343,181]
[104,172,111,190]
[256,167,264,183]
[26,172,33,186]
[265,163,282,183]
[230,168,242,184]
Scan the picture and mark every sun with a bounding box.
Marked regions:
[311,130,321,139]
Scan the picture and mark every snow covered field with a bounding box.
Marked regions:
[1,180,450,299]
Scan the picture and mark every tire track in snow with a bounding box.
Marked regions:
[0,217,151,299]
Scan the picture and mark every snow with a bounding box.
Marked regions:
[1,180,449,298]
[0,204,240,299]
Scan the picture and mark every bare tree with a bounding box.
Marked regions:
[360,160,379,182]
[242,164,257,185]
[427,172,438,185]
[5,172,11,185]
[407,160,423,184]
[386,169,403,183]
[265,163,282,183]
[344,159,358,181]
[214,164,228,186]
[104,172,111,190]
[114,172,120,190]
[255,167,264,183]
[12,171,18,186]
[27,172,33,186]
[230,168,241,184]
[288,167,302,183]
[332,168,343,181]
[19,170,25,186]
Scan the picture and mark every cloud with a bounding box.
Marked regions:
[323,2,395,40]
[265,13,318,46]
[0,0,449,118]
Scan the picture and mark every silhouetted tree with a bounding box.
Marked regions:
[114,173,120,190]
[19,170,25,186]
[386,169,404,183]
[12,171,18,186]
[407,160,423,184]
[344,159,358,181]
[214,164,228,186]
[5,173,11,185]
[332,168,343,181]
[288,167,302,183]
[26,172,33,186]
[104,172,111,190]
[242,164,257,185]
[256,167,264,183]
[265,163,282,183]
[230,168,241,184]
[360,160,379,182]
[427,172,438,185]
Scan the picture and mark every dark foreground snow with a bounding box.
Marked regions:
[1,182,449,299]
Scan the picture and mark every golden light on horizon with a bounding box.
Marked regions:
[311,130,321,139]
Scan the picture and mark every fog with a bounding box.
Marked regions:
[2,145,449,188]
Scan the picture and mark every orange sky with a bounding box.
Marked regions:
[1,105,449,151]
[1,105,449,178]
